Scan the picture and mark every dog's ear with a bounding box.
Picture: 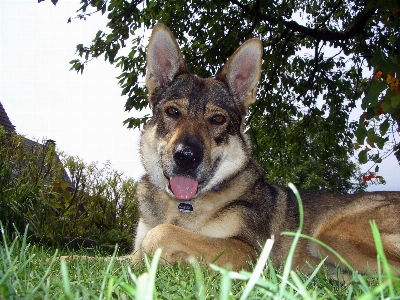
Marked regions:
[146,24,187,100]
[217,39,263,112]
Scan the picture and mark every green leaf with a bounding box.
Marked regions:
[370,48,387,69]
[376,136,389,150]
[95,30,103,39]
[123,116,150,129]
[381,100,392,113]
[358,150,368,164]
[105,33,115,44]
[366,128,377,140]
[391,94,400,108]
[50,200,63,209]
[366,107,376,119]
[61,182,69,191]
[380,119,390,135]
[355,124,367,144]
[362,81,387,109]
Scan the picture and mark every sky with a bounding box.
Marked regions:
[1,0,398,191]
[1,0,146,180]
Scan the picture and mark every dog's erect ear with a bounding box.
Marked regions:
[146,24,187,100]
[217,39,263,112]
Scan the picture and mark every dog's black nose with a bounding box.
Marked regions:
[173,137,203,170]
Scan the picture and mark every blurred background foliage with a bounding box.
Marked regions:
[0,127,138,252]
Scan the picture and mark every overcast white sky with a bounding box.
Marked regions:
[1,0,398,191]
[1,0,146,180]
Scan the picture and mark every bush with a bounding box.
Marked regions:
[56,155,138,251]
[0,128,63,237]
[0,127,138,251]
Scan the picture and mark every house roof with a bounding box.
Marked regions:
[23,137,73,187]
[0,102,15,132]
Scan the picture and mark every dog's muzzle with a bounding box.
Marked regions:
[169,136,203,200]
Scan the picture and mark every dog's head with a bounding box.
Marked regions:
[140,24,263,200]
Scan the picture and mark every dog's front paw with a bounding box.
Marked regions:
[141,224,192,264]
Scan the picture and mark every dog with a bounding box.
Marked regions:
[131,23,400,273]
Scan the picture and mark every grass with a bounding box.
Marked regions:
[1,185,399,299]
[1,227,399,299]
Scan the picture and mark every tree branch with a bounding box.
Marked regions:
[230,0,376,41]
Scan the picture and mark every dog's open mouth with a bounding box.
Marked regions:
[170,176,199,200]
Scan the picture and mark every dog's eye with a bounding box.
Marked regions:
[166,107,180,117]
[211,115,226,125]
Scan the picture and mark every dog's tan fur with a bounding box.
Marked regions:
[62,24,400,274]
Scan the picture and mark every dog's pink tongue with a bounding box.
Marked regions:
[170,176,198,200]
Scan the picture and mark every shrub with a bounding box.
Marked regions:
[0,127,63,237]
[0,127,138,251]
[55,155,138,251]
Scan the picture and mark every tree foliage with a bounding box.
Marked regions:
[49,0,400,192]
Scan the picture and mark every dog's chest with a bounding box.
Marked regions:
[161,196,242,239]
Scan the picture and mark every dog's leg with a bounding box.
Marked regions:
[311,201,400,274]
[139,223,256,271]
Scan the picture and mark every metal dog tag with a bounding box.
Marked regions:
[178,201,194,213]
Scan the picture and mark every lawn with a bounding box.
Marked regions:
[1,223,399,299]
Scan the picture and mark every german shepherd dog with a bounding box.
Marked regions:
[132,23,400,273]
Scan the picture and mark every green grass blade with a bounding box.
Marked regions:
[148,248,162,299]
[290,270,310,298]
[190,258,206,300]
[60,260,74,300]
[370,220,395,299]
[218,268,232,300]
[136,248,162,300]
[99,245,118,300]
[240,237,274,300]
[30,249,59,295]
[277,183,304,298]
